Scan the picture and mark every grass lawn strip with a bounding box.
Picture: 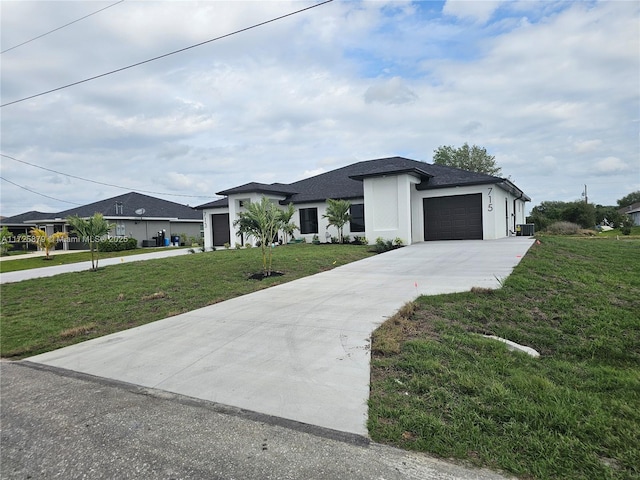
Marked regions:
[369,236,639,480]
[0,244,374,358]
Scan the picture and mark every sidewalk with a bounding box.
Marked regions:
[0,248,89,261]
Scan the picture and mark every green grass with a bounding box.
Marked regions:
[594,226,640,238]
[369,236,640,480]
[0,244,374,358]
[0,247,182,273]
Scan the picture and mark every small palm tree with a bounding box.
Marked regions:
[323,199,351,244]
[233,197,283,276]
[25,228,68,259]
[66,213,114,271]
[279,203,298,244]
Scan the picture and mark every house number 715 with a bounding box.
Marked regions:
[487,187,493,212]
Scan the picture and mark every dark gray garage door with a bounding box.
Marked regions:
[423,194,483,240]
[211,213,230,246]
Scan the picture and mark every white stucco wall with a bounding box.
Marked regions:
[201,207,228,250]
[411,184,528,242]
[293,198,365,243]
[201,180,528,248]
[202,196,368,248]
[363,174,419,245]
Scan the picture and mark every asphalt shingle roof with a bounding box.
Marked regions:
[0,211,54,225]
[196,156,528,208]
[54,192,201,220]
[3,192,203,225]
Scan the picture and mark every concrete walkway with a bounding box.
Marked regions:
[27,238,535,437]
[0,248,192,284]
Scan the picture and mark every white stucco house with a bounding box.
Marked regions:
[195,157,531,249]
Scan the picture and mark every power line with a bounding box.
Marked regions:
[0,176,83,205]
[1,0,125,54]
[1,0,333,108]
[0,153,214,198]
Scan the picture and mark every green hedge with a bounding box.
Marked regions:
[97,237,138,252]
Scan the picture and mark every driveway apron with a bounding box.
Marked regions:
[27,238,535,436]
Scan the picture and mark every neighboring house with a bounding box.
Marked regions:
[1,192,203,250]
[618,202,640,226]
[195,156,530,249]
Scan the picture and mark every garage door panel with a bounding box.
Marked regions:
[424,194,483,241]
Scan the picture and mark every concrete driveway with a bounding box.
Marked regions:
[27,238,534,437]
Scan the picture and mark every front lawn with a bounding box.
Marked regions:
[368,236,639,480]
[0,244,374,358]
[0,247,182,273]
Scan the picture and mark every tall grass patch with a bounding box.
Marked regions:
[369,237,640,480]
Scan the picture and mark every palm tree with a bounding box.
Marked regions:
[66,213,114,271]
[233,197,283,276]
[25,228,68,259]
[279,203,298,244]
[323,199,351,243]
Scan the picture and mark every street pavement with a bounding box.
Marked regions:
[1,361,514,480]
[26,238,535,436]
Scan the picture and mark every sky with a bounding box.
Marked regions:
[1,0,638,217]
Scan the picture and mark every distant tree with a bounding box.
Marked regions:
[528,201,567,231]
[24,227,67,259]
[67,213,114,271]
[1,226,14,256]
[323,199,351,243]
[595,205,624,227]
[528,200,596,231]
[616,191,640,208]
[433,143,502,176]
[233,197,283,276]
[562,202,596,229]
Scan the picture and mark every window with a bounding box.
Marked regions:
[350,204,365,232]
[116,222,126,236]
[299,207,318,234]
[114,202,123,215]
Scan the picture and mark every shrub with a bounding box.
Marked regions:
[223,242,231,250]
[545,221,580,235]
[312,234,320,245]
[235,242,242,250]
[371,237,405,253]
[352,236,368,245]
[97,237,138,252]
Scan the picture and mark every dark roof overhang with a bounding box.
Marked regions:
[349,167,433,182]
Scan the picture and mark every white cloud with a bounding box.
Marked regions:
[443,0,504,24]
[364,77,419,105]
[594,157,629,174]
[573,139,603,153]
